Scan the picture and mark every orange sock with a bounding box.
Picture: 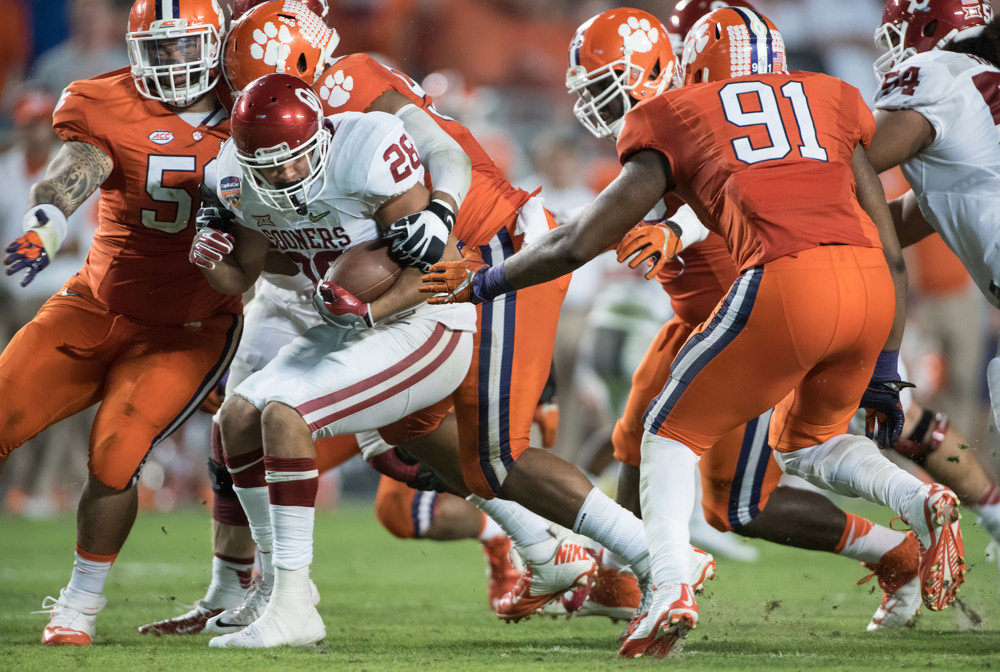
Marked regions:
[834,513,904,565]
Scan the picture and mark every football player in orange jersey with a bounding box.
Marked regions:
[0,0,242,647]
[423,6,967,658]
[557,4,926,631]
[217,0,682,627]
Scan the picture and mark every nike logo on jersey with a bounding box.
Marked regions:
[60,289,81,297]
[308,210,330,223]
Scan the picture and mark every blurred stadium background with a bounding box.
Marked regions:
[1,0,1000,537]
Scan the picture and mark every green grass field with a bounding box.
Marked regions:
[2,500,1000,671]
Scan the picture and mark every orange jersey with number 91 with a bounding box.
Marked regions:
[618,71,881,273]
[53,68,239,326]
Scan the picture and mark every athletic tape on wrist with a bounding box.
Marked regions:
[22,203,68,256]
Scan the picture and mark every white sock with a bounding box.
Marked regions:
[67,551,114,597]
[640,432,698,588]
[270,504,315,571]
[775,434,924,514]
[573,487,649,576]
[233,485,274,583]
[478,514,504,541]
[467,494,556,563]
[271,566,314,608]
[203,555,254,607]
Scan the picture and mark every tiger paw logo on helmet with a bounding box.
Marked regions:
[618,16,660,54]
[318,70,354,108]
[251,22,293,67]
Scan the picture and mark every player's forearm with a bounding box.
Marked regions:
[28,141,112,217]
[369,266,425,321]
[199,259,258,296]
[395,104,470,209]
[501,223,586,290]
[853,145,908,350]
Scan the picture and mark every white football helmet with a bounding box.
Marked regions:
[874,0,993,84]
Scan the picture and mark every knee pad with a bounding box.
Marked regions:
[894,409,948,465]
[209,457,248,525]
[209,457,236,497]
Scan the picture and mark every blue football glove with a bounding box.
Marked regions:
[4,230,50,287]
[859,349,915,449]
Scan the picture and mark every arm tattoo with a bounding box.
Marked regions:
[29,141,113,216]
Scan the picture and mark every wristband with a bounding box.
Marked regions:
[872,349,900,380]
[476,264,516,303]
[22,204,69,257]
[425,199,455,233]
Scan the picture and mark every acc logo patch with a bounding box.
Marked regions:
[221,176,241,208]
[148,130,174,145]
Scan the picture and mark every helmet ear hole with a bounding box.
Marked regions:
[923,20,937,38]
[715,22,723,39]
[297,53,308,75]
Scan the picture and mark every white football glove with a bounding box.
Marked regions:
[385,199,454,272]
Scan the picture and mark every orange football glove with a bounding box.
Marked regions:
[616,222,682,280]
[420,259,489,305]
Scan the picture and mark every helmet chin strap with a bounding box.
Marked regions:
[289,189,308,216]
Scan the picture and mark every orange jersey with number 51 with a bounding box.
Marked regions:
[53,68,239,326]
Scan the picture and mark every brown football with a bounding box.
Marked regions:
[323,239,403,303]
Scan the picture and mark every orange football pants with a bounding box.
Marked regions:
[0,289,241,490]
[645,245,894,455]
[452,215,569,497]
[612,316,783,532]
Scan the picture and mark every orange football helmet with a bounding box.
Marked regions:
[680,6,786,85]
[666,0,759,56]
[126,0,225,106]
[232,0,329,22]
[223,0,339,93]
[566,8,675,140]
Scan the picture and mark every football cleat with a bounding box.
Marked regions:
[902,483,965,611]
[622,546,714,639]
[495,537,597,622]
[481,535,522,611]
[208,568,324,648]
[36,588,107,646]
[568,563,640,622]
[618,583,698,659]
[138,602,224,636]
[689,547,716,594]
[859,531,921,630]
[205,575,321,634]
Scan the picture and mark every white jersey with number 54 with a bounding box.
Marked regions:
[874,49,1000,307]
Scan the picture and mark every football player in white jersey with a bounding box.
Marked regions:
[867,0,1000,544]
[190,73,477,648]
